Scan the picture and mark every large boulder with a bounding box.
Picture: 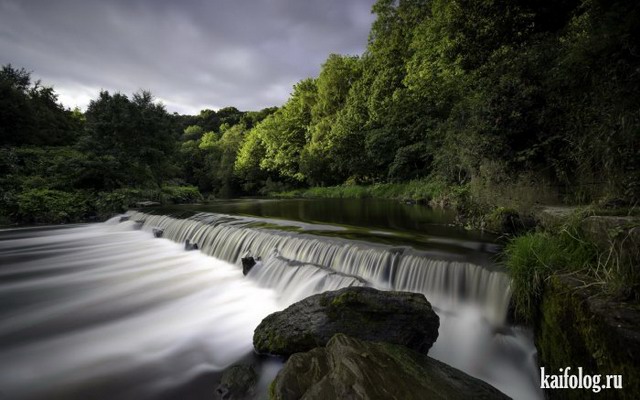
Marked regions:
[270,333,510,400]
[253,286,439,357]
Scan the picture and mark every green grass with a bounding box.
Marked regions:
[503,213,617,323]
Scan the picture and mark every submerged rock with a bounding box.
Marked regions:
[270,333,510,400]
[215,363,258,400]
[185,239,199,251]
[253,286,439,357]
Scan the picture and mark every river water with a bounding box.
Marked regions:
[0,198,542,399]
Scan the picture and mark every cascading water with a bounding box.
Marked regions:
[127,211,512,323]
[0,207,542,400]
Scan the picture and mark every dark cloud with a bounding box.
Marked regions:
[0,0,375,114]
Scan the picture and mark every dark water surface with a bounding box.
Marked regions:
[150,198,500,256]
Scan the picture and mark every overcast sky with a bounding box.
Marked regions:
[0,0,376,115]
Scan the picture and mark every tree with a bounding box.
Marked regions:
[257,78,317,182]
[83,90,176,187]
[0,64,79,146]
[300,54,361,185]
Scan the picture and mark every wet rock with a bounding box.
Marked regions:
[534,206,578,229]
[185,239,199,251]
[215,363,258,400]
[253,286,439,357]
[119,215,130,222]
[241,256,257,275]
[270,333,510,400]
[152,228,164,238]
[486,207,528,235]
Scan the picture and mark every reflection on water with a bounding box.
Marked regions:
[151,198,501,255]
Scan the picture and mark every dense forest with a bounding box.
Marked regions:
[1,0,638,225]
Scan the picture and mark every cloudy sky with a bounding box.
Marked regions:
[0,0,376,114]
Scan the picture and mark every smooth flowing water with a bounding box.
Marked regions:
[0,199,542,399]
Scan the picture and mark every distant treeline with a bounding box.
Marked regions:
[1,0,639,223]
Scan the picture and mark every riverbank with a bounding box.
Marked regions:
[273,179,550,234]
[271,179,512,232]
[0,185,204,226]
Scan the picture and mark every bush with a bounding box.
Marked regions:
[160,185,203,204]
[269,178,455,204]
[17,189,89,223]
[95,188,152,215]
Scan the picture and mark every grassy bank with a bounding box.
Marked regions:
[504,208,640,323]
[272,179,536,234]
[272,179,460,204]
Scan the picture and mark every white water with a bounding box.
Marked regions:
[0,213,542,400]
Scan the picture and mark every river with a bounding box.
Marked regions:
[0,198,542,399]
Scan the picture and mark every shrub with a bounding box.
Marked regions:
[95,188,151,214]
[160,185,203,204]
[269,178,455,203]
[17,189,89,223]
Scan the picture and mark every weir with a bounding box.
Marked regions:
[128,210,512,324]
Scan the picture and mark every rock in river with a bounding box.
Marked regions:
[270,333,510,400]
[215,363,258,400]
[253,286,439,357]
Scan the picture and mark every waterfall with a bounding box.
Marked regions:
[128,211,512,325]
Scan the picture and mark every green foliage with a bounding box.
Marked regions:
[198,131,219,150]
[17,189,89,223]
[232,0,639,203]
[82,90,176,187]
[3,0,639,219]
[0,64,81,146]
[504,217,599,322]
[301,54,361,185]
[259,79,317,182]
[160,185,203,204]
[94,188,153,214]
[272,178,454,205]
[183,125,205,141]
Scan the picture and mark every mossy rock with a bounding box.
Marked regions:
[536,274,640,399]
[253,287,439,358]
[270,334,510,400]
[485,207,522,234]
[215,363,258,400]
[534,206,579,230]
